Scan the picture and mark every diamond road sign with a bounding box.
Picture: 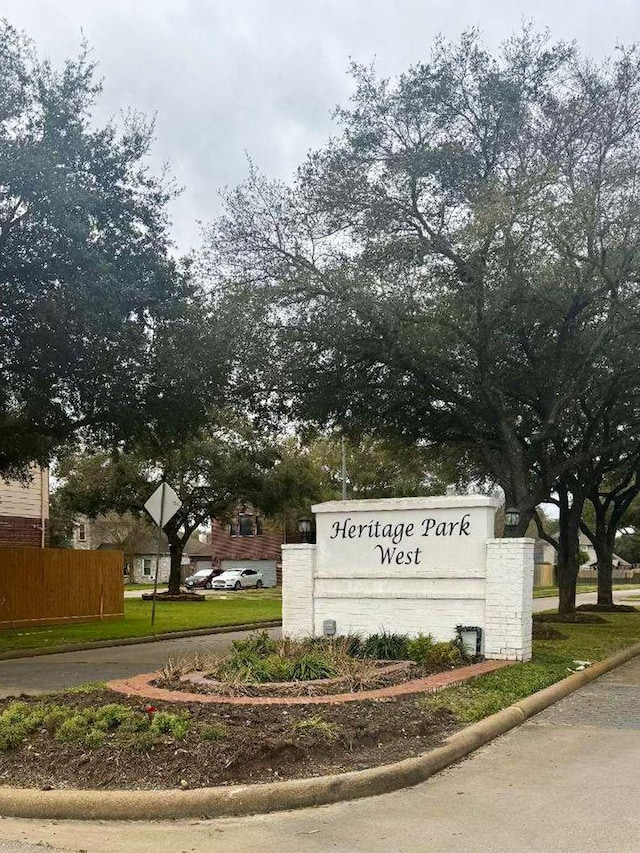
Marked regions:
[144,482,182,528]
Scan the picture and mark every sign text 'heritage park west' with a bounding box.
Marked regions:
[329,513,472,566]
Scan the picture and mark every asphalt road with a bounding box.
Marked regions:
[2,653,640,852]
[0,628,280,699]
[531,587,640,612]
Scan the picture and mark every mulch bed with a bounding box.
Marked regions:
[533,612,607,624]
[140,591,204,602]
[532,622,566,640]
[0,688,457,791]
[576,603,640,614]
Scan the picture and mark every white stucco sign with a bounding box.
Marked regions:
[282,496,534,661]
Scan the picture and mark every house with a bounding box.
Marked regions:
[210,511,284,587]
[73,513,196,583]
[72,508,286,587]
[0,467,49,548]
[95,534,183,584]
[535,532,634,579]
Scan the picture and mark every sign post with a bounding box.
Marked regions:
[144,482,182,626]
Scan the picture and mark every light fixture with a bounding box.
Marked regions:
[455,625,483,658]
[504,507,520,534]
[297,517,312,544]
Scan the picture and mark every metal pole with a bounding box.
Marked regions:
[341,435,348,500]
[150,482,166,627]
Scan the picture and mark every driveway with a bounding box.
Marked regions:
[2,654,640,852]
[123,587,281,599]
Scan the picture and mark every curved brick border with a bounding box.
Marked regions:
[107,659,512,705]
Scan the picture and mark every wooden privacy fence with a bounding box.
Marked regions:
[533,563,555,588]
[0,546,124,629]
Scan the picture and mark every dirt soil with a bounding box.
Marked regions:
[140,591,204,602]
[0,689,457,791]
[532,622,566,640]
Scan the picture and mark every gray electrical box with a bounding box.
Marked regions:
[322,619,337,637]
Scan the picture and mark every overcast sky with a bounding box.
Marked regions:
[4,1,640,252]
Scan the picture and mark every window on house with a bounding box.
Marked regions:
[143,558,152,576]
[229,519,239,537]
[78,523,86,542]
[239,515,254,537]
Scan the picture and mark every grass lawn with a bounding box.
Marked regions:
[532,583,637,599]
[0,592,282,654]
[422,610,640,723]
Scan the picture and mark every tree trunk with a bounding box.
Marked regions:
[590,525,613,607]
[556,481,583,615]
[167,541,184,595]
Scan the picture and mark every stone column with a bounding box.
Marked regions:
[484,538,535,661]
[281,544,316,638]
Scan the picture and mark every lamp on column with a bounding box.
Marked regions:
[504,507,521,537]
[297,517,312,544]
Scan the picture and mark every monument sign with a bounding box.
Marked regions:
[282,496,534,661]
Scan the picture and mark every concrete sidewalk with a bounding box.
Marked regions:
[2,654,640,851]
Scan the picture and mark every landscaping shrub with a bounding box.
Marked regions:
[200,722,228,741]
[420,641,465,673]
[209,628,466,687]
[150,710,191,739]
[0,700,194,752]
[406,633,435,663]
[231,630,277,658]
[289,653,338,681]
[260,654,295,682]
[361,631,409,660]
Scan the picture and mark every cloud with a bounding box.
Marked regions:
[6,0,640,250]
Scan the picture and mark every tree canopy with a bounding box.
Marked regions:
[53,418,313,593]
[0,20,221,477]
[206,28,640,612]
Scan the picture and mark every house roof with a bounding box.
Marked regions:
[96,534,212,558]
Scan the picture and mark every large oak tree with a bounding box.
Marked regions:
[206,28,640,613]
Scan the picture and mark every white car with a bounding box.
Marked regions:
[212,569,264,590]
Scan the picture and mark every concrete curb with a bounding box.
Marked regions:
[0,621,283,661]
[1,641,639,821]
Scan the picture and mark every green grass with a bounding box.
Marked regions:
[0,594,282,654]
[124,583,167,591]
[532,583,638,599]
[421,611,640,723]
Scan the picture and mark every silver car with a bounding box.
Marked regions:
[212,568,264,590]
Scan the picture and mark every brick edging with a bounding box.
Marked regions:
[107,659,512,706]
